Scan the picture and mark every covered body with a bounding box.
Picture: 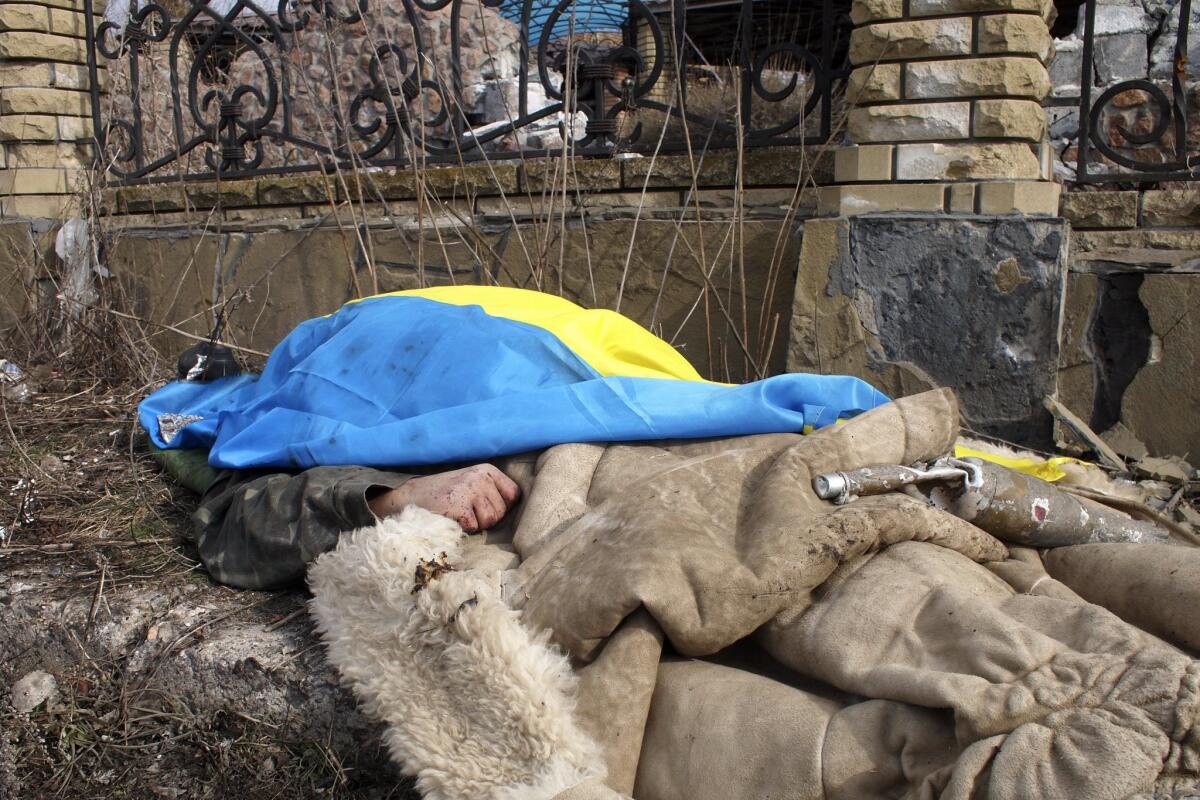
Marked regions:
[309,389,1200,800]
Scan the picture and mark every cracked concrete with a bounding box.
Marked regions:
[1058,232,1199,461]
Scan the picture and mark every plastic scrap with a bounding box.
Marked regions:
[0,359,32,403]
[55,217,109,319]
[954,443,1081,483]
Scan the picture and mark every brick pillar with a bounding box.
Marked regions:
[0,0,98,219]
[820,0,1060,216]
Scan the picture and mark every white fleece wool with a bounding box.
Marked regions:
[307,505,605,800]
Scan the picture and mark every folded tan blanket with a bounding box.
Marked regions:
[308,389,1200,800]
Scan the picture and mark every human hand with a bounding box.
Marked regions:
[367,464,521,532]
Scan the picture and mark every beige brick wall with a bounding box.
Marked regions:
[0,0,100,218]
[834,0,1059,216]
[1060,188,1200,232]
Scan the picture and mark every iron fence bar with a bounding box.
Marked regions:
[739,0,752,137]
[1076,0,1095,183]
[83,0,102,173]
[1172,0,1191,166]
[819,0,834,141]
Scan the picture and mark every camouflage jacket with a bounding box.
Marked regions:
[192,466,412,590]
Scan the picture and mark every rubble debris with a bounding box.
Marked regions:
[1100,421,1150,462]
[36,455,65,475]
[10,670,59,714]
[1181,504,1200,529]
[1135,455,1194,483]
[1044,395,1126,470]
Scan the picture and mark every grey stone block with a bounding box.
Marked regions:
[792,216,1068,446]
[1095,32,1150,83]
[1047,107,1080,141]
[1149,2,1200,78]
[1049,36,1085,94]
[1082,0,1155,36]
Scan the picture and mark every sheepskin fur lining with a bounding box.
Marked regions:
[307,506,605,800]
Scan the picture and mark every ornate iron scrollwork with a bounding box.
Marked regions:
[1077,0,1200,182]
[84,0,852,184]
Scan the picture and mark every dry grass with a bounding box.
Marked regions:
[0,296,413,798]
[0,374,415,799]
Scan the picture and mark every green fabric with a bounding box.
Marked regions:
[149,442,221,495]
[193,466,411,589]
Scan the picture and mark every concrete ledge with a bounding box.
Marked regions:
[1071,228,1200,273]
[525,157,621,192]
[102,146,838,216]
[817,180,1060,217]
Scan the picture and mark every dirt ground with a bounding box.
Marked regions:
[0,364,419,799]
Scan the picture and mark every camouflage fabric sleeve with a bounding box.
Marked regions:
[191,466,412,590]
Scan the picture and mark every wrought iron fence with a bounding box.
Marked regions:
[84,0,852,185]
[1067,0,1200,182]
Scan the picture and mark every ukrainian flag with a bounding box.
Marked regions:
[139,286,890,469]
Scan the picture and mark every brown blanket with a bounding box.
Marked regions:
[310,388,1200,800]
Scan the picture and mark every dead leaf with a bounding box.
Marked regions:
[412,551,455,594]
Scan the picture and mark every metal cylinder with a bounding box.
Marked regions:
[812,462,976,504]
[929,461,1169,547]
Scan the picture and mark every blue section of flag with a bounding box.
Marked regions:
[139,294,890,469]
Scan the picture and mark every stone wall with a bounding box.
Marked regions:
[0,217,54,341]
[0,0,1191,455]
[98,0,549,175]
[0,0,99,218]
[91,146,830,383]
[1058,188,1200,459]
